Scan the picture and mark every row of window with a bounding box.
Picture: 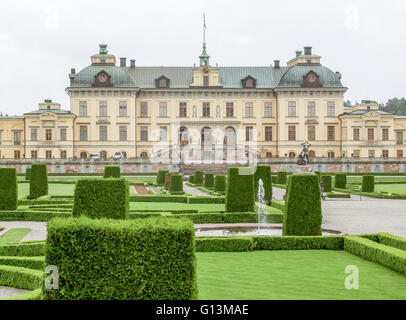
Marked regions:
[30,128,67,141]
[80,126,128,141]
[10,150,67,159]
[352,128,404,143]
[79,101,128,117]
[352,150,404,158]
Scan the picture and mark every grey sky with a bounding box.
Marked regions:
[0,0,405,116]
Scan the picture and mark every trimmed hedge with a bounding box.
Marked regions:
[254,165,272,204]
[252,235,343,250]
[276,171,287,184]
[196,237,254,252]
[0,241,45,257]
[326,192,351,198]
[362,175,375,193]
[194,171,204,185]
[334,173,347,189]
[204,173,214,189]
[189,175,195,184]
[344,236,406,275]
[29,163,48,199]
[44,216,197,300]
[25,168,31,181]
[0,265,44,292]
[0,168,18,210]
[0,256,45,270]
[225,167,255,212]
[103,166,121,178]
[187,196,225,204]
[321,175,332,192]
[0,210,71,221]
[214,175,226,193]
[271,200,285,212]
[129,195,188,203]
[283,174,322,236]
[156,170,169,186]
[72,178,129,219]
[169,174,183,193]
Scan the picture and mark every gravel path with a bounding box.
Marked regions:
[183,182,210,197]
[272,186,406,238]
[0,286,29,299]
[0,221,47,242]
[147,186,162,194]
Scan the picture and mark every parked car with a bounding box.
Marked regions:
[90,153,100,161]
[113,152,124,160]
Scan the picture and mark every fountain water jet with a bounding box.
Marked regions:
[257,179,267,234]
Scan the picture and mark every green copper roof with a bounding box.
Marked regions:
[70,65,135,88]
[24,109,73,115]
[199,42,210,66]
[342,109,394,116]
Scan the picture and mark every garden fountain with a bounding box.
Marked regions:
[257,179,267,234]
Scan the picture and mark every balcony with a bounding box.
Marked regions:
[362,140,381,147]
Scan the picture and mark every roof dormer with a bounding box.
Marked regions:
[155,75,170,88]
[242,76,256,88]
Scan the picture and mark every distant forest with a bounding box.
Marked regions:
[345,98,406,115]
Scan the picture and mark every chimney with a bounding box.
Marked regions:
[295,51,302,58]
[304,46,312,55]
[130,59,136,68]
[70,68,76,74]
[120,57,127,67]
[274,60,280,69]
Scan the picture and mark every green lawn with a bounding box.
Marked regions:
[0,228,31,243]
[18,183,76,198]
[375,184,406,194]
[196,250,406,300]
[347,177,406,184]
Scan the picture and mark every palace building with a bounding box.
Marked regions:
[1,43,405,161]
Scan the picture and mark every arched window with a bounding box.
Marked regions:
[121,152,127,159]
[224,127,236,146]
[80,152,87,159]
[201,127,212,145]
[309,150,316,158]
[328,152,335,158]
[140,152,148,159]
[100,151,107,160]
[289,152,296,158]
[179,127,189,146]
[266,152,272,158]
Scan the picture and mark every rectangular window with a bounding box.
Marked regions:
[288,126,296,141]
[160,126,167,141]
[396,131,403,145]
[179,102,187,117]
[353,150,360,158]
[45,129,52,141]
[226,102,234,117]
[14,150,20,159]
[203,76,209,86]
[327,126,335,141]
[46,150,52,159]
[397,150,403,158]
[245,102,253,117]
[265,126,272,141]
[246,126,253,141]
[382,128,389,141]
[99,126,107,141]
[60,150,67,159]
[79,101,87,117]
[353,128,360,141]
[140,126,148,141]
[119,101,127,117]
[99,101,107,117]
[327,101,335,117]
[159,102,167,117]
[60,128,67,141]
[14,132,21,145]
[31,129,38,141]
[264,102,272,117]
[288,101,296,117]
[369,150,375,158]
[203,102,210,117]
[308,126,316,141]
[119,126,127,141]
[80,126,88,141]
[308,101,316,117]
[31,150,37,159]
[368,128,374,141]
[382,150,389,158]
[140,102,148,117]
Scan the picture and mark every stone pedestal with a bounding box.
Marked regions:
[294,165,315,174]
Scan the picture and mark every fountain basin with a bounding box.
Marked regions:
[194,223,346,237]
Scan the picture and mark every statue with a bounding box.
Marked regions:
[297,140,311,166]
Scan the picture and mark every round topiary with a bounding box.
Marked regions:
[156,170,169,186]
[194,171,204,185]
[335,173,347,189]
[254,165,272,205]
[169,174,184,194]
[214,175,226,193]
[29,163,48,199]
[321,175,332,192]
[204,173,214,189]
[283,174,322,236]
[276,171,287,185]
[103,166,121,178]
[362,175,375,193]
[225,167,255,212]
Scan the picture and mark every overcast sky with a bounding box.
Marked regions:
[0,0,405,116]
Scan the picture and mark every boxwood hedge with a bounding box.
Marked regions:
[283,174,322,236]
[254,165,272,204]
[103,166,121,178]
[362,175,375,192]
[0,168,18,210]
[334,173,347,189]
[225,167,255,212]
[72,178,129,219]
[25,168,31,181]
[164,173,172,190]
[194,171,204,185]
[29,163,48,199]
[276,171,287,184]
[214,175,226,193]
[321,175,332,192]
[44,217,197,300]
[156,170,169,186]
[204,173,214,189]
[189,175,195,184]
[169,174,183,193]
